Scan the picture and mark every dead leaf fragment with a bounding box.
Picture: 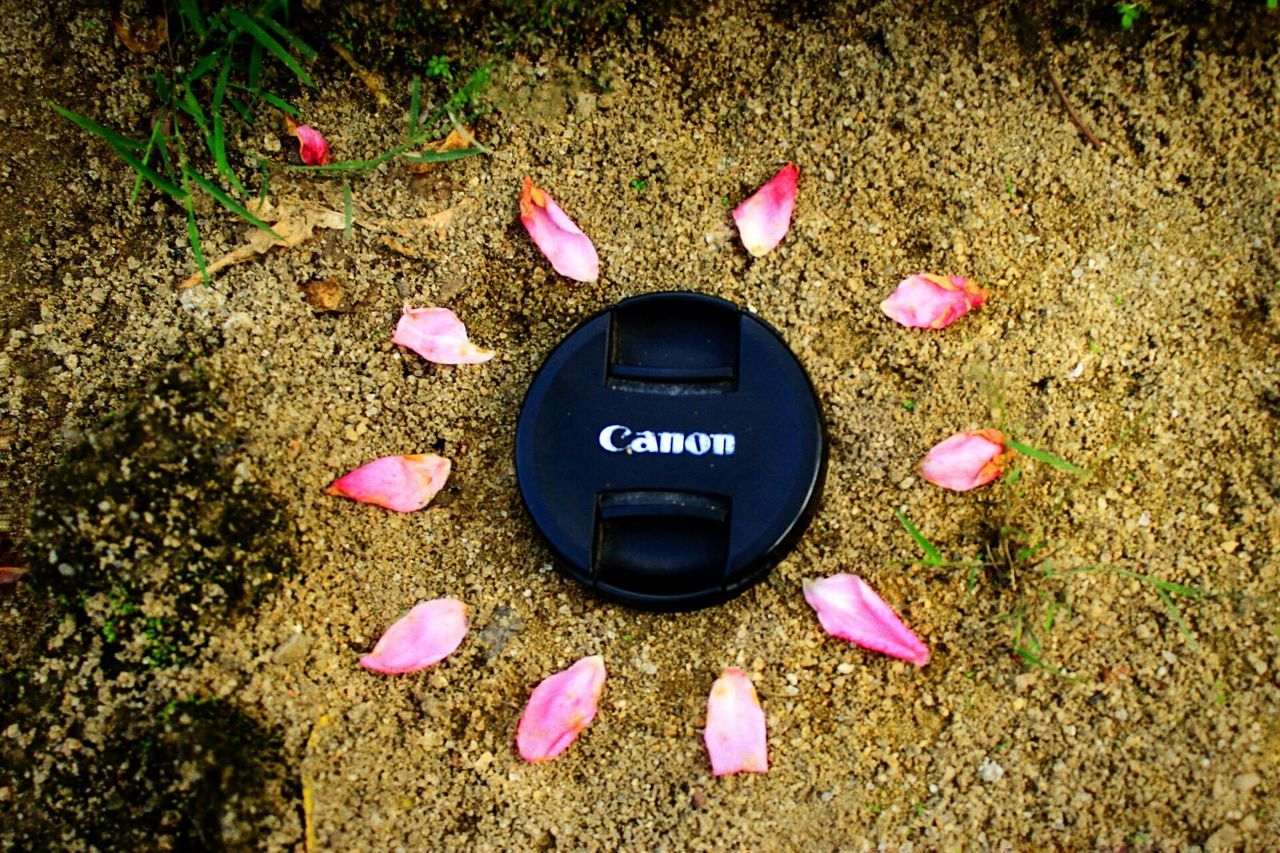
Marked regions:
[112,12,167,54]
[180,198,350,289]
[380,207,459,240]
[0,567,27,585]
[405,128,476,175]
[299,276,353,313]
[330,41,391,109]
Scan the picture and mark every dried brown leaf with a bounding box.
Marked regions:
[404,128,475,175]
[299,276,353,314]
[112,12,167,54]
[330,41,391,109]
[179,198,352,289]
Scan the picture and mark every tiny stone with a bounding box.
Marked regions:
[1234,772,1261,791]
[979,757,1005,783]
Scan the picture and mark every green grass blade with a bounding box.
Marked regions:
[247,42,263,96]
[255,90,299,117]
[228,97,253,124]
[177,0,208,40]
[186,53,221,83]
[1155,588,1194,640]
[407,76,421,136]
[185,203,209,285]
[185,168,280,237]
[228,84,298,116]
[895,509,944,566]
[227,10,314,87]
[285,147,402,172]
[257,13,317,60]
[1154,579,1204,599]
[1061,565,1205,599]
[177,87,210,136]
[51,103,145,152]
[116,144,188,200]
[210,113,245,194]
[1043,601,1059,636]
[212,53,232,112]
[342,181,353,240]
[130,119,166,204]
[401,146,484,164]
[1007,439,1087,475]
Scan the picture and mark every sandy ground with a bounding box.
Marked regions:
[2,0,1278,848]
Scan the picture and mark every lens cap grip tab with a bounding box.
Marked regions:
[514,292,827,611]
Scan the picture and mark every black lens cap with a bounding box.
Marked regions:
[515,291,827,611]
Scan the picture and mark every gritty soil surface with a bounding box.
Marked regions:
[2,0,1278,849]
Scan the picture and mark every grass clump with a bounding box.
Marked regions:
[53,0,320,279]
[53,0,491,283]
[895,370,1203,679]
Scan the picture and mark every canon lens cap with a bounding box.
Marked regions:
[515,291,826,611]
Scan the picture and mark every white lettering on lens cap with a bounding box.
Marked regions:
[598,424,735,457]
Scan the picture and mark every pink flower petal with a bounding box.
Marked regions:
[803,574,930,667]
[517,655,607,763]
[519,177,599,283]
[704,667,768,776]
[0,567,27,585]
[880,273,987,329]
[325,453,451,512]
[290,123,331,166]
[732,163,799,257]
[920,429,1008,492]
[392,305,494,365]
[360,598,468,674]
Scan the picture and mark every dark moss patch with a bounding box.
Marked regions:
[2,686,293,850]
[1,366,298,848]
[28,366,295,670]
[319,0,683,83]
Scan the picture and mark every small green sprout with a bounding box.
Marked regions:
[902,399,917,411]
[630,178,648,192]
[1116,2,1144,29]
[425,55,453,81]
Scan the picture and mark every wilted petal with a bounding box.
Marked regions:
[325,454,451,512]
[881,273,987,329]
[920,429,1008,492]
[360,598,468,674]
[517,655,607,762]
[803,574,930,667]
[732,163,799,257]
[0,567,27,585]
[392,305,494,365]
[519,177,599,283]
[704,667,768,776]
[290,123,331,166]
